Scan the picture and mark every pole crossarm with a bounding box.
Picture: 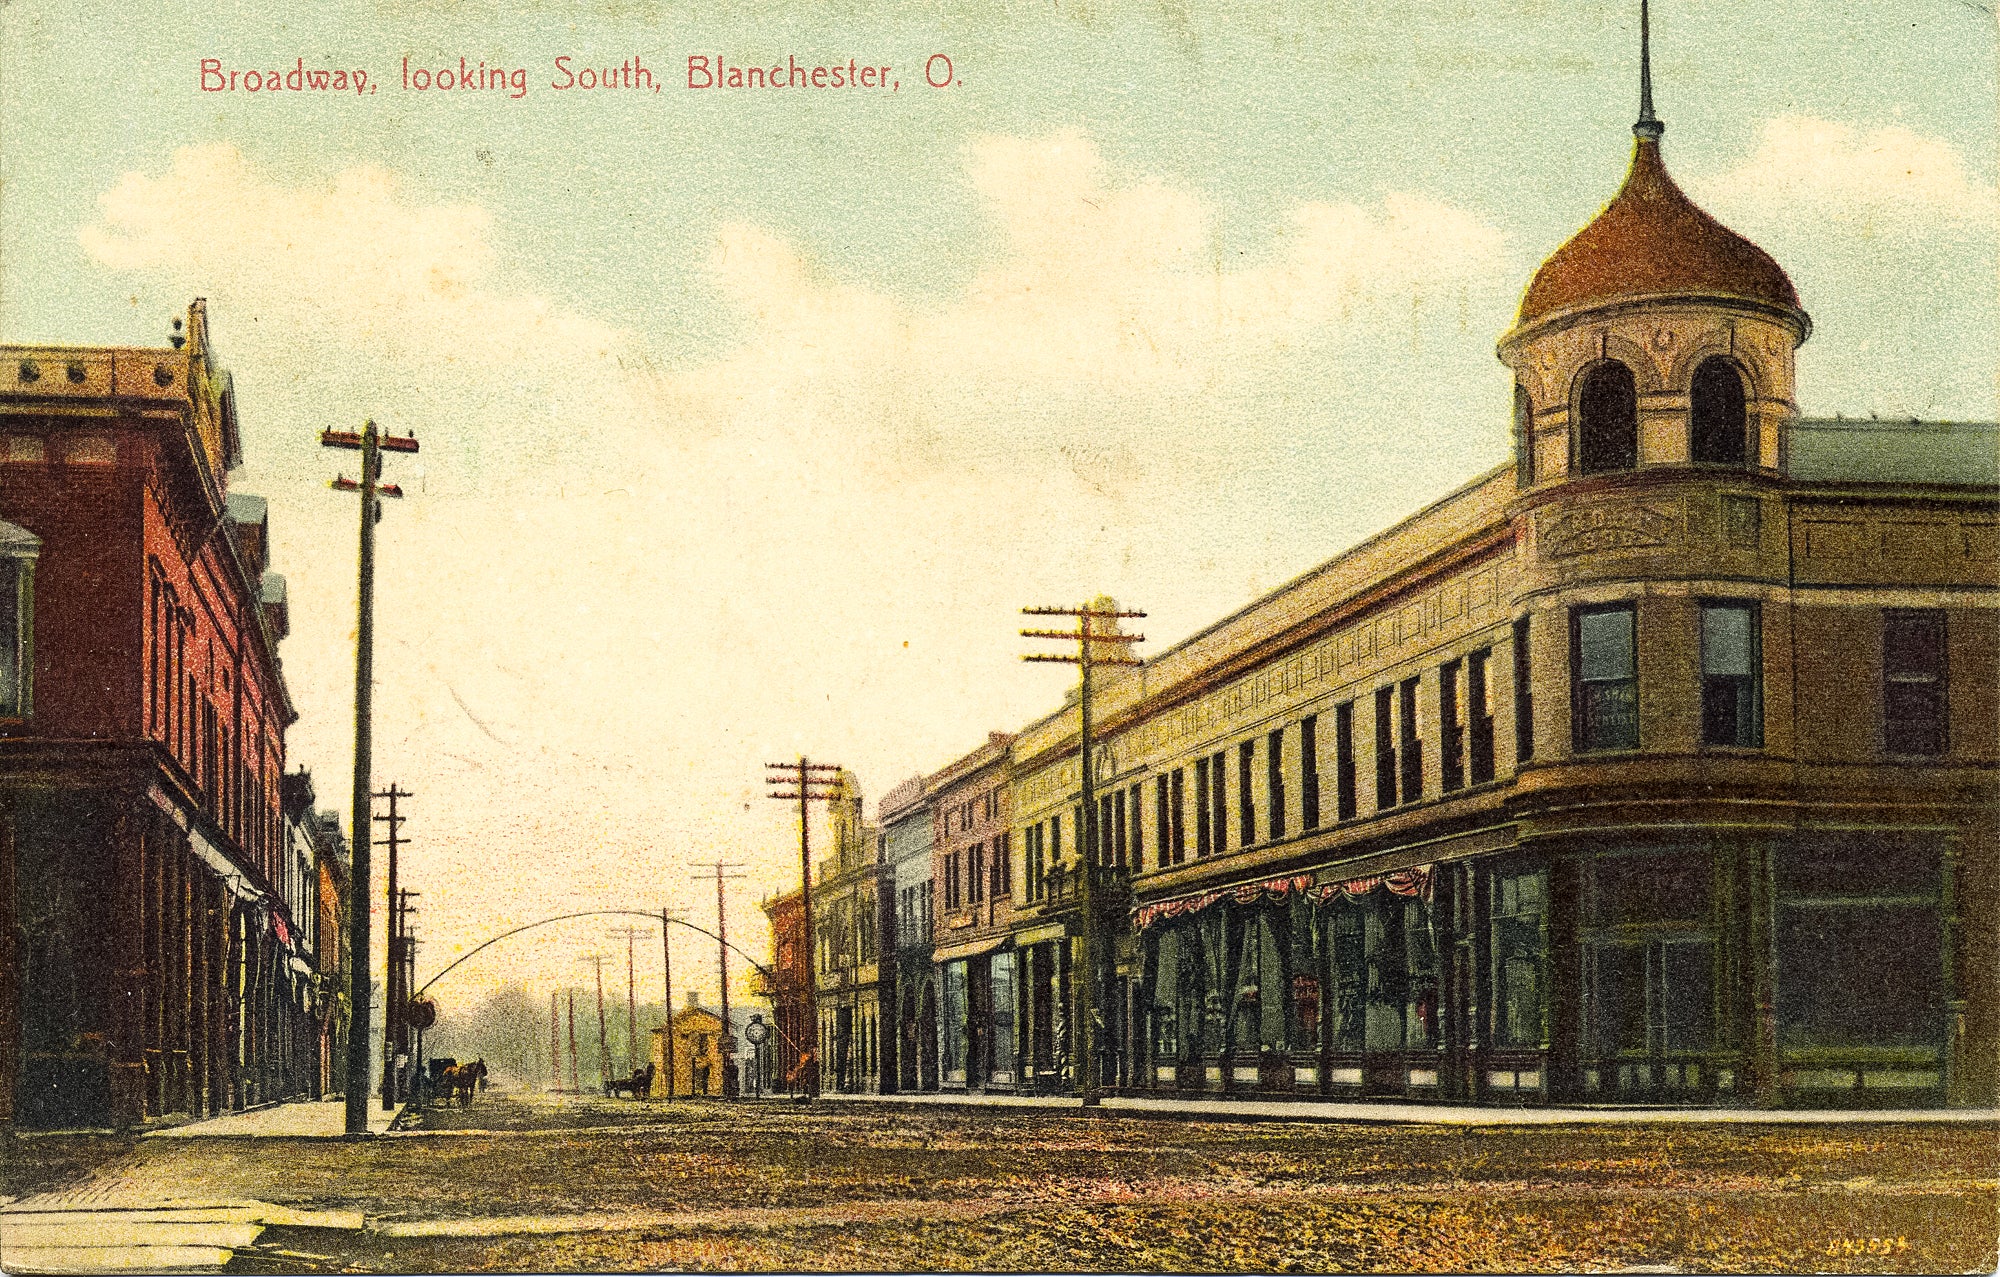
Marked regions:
[414,909,773,999]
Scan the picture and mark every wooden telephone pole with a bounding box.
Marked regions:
[690,864,748,1096]
[320,418,418,1137]
[375,783,411,1109]
[659,907,683,1098]
[765,759,844,1099]
[1021,600,1145,1107]
[609,925,647,1075]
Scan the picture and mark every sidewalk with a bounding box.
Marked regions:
[814,1089,2000,1125]
[145,1097,403,1139]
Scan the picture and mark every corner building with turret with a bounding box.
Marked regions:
[983,101,1998,1109]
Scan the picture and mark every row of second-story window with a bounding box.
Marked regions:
[947,786,1004,834]
[148,564,283,879]
[943,833,1013,910]
[818,896,877,972]
[1571,603,1950,756]
[1009,604,1956,891]
[896,879,934,948]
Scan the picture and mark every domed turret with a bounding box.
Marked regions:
[1517,137,1800,328]
[1498,0,1808,488]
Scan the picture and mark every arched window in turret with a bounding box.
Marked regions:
[1576,360,1637,475]
[1690,356,1748,466]
[1514,384,1535,485]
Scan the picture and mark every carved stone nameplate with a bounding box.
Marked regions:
[1541,502,1679,559]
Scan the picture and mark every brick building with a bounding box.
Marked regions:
[927,733,1018,1092]
[756,887,811,1093]
[0,301,323,1127]
[987,98,1998,1110]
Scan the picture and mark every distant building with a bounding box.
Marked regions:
[650,994,758,1098]
[755,887,811,1093]
[928,733,1017,1092]
[0,301,319,1128]
[812,770,881,1093]
[876,774,933,1092]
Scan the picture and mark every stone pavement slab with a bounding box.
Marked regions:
[145,1098,401,1139]
[0,1204,358,1274]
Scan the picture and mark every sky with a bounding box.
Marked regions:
[2,0,1994,1022]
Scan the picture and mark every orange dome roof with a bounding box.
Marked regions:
[1517,137,1800,326]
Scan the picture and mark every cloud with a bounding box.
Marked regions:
[1695,116,1998,233]
[662,129,1511,493]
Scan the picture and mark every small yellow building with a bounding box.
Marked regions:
[649,994,729,1097]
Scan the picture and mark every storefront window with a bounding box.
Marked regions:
[1363,897,1407,1051]
[1777,837,1943,1051]
[1490,866,1547,1048]
[1230,908,1288,1052]
[1329,901,1365,1052]
[1403,898,1439,1050]
[941,960,968,1082]
[990,952,1016,1083]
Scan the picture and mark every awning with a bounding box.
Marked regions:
[1011,922,1068,948]
[188,825,262,904]
[932,934,1010,965]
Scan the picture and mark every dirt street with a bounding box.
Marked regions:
[4,1084,1994,1272]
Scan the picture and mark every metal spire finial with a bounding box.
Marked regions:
[1635,0,1664,139]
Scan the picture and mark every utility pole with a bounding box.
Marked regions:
[566,989,580,1093]
[321,418,418,1138]
[549,990,560,1091]
[1021,600,1145,1107]
[584,954,612,1093]
[609,926,646,1075]
[659,908,683,1098]
[765,759,842,1099]
[691,864,748,1097]
[375,783,411,1110]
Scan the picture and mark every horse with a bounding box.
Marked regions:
[608,1062,655,1099]
[440,1058,486,1106]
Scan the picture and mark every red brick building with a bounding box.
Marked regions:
[756,887,812,1093]
[0,301,314,1127]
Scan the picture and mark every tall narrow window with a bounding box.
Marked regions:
[969,842,984,903]
[1334,702,1357,821]
[1398,676,1423,802]
[1440,657,1465,792]
[1267,728,1286,840]
[1210,751,1229,853]
[1169,769,1186,863]
[1700,602,1762,747]
[1155,776,1171,869]
[1238,739,1256,847]
[1049,813,1061,861]
[1129,783,1143,865]
[1300,715,1320,831]
[1690,357,1748,466]
[1514,383,1536,485]
[1883,610,1947,755]
[1577,360,1638,474]
[1194,757,1211,857]
[1573,604,1639,751]
[1467,647,1496,783]
[1111,790,1127,868]
[1513,616,1534,764]
[1374,687,1397,809]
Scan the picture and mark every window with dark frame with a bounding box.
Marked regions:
[1194,756,1211,857]
[994,832,1011,898]
[1513,616,1534,763]
[1467,647,1495,783]
[969,841,984,903]
[1129,783,1143,868]
[1690,356,1749,466]
[1883,609,1947,756]
[1300,715,1320,830]
[1210,750,1228,853]
[1238,739,1256,847]
[1374,687,1396,809]
[1398,676,1422,802]
[1441,657,1465,792]
[1267,727,1286,840]
[1170,769,1186,863]
[1155,776,1171,869]
[1334,702,1357,820]
[1577,359,1638,474]
[1573,604,1639,752]
[1700,602,1761,748]
[1515,383,1535,485]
